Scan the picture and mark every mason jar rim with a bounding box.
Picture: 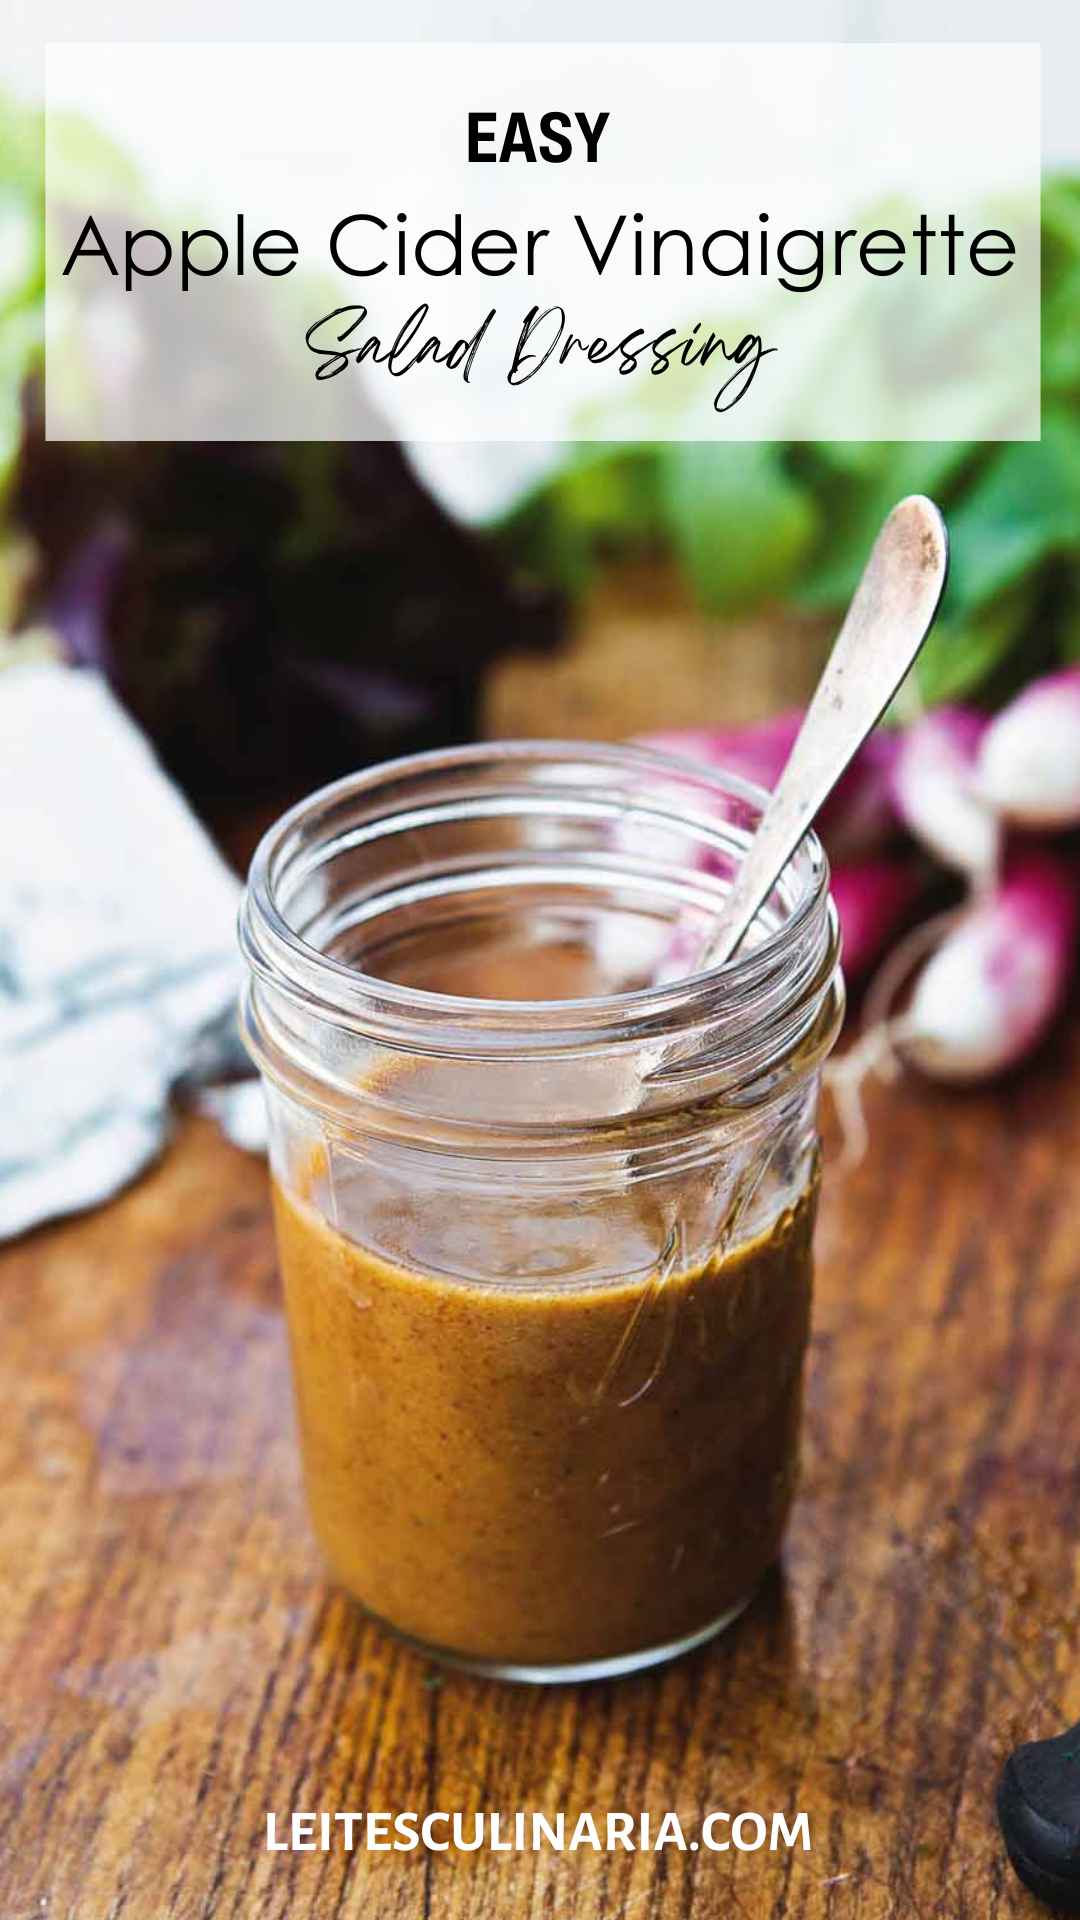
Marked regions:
[238,739,837,1053]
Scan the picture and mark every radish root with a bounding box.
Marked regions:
[823,907,965,1170]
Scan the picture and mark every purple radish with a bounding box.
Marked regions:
[830,858,923,983]
[637,717,800,795]
[636,715,898,862]
[890,706,999,882]
[819,731,901,863]
[977,666,1080,828]
[898,850,1078,1082]
[601,726,905,992]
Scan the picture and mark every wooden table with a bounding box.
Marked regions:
[2,1027,1077,1920]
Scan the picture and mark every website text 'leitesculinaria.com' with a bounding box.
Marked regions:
[266,1809,813,1854]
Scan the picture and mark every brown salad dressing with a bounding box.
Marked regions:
[270,933,820,1665]
[274,1171,816,1667]
[272,932,817,1666]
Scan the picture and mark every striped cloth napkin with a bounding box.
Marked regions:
[0,661,262,1240]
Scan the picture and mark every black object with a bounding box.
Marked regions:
[998,1720,1080,1912]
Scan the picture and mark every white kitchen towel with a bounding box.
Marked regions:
[0,661,260,1239]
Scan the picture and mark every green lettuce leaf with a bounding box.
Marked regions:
[656,443,819,611]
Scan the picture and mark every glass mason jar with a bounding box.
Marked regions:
[239,741,843,1683]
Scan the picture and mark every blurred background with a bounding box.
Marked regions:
[4,30,1080,1919]
[2,4,1079,1235]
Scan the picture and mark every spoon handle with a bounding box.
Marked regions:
[699,494,949,970]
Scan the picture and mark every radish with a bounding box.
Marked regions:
[977,666,1080,828]
[830,858,923,983]
[637,717,800,797]
[635,716,898,863]
[898,850,1078,1082]
[890,706,1000,883]
[649,856,919,990]
[819,731,900,863]
[606,722,903,991]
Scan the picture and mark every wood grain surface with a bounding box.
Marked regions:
[2,1025,1078,1920]
[483,562,830,743]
